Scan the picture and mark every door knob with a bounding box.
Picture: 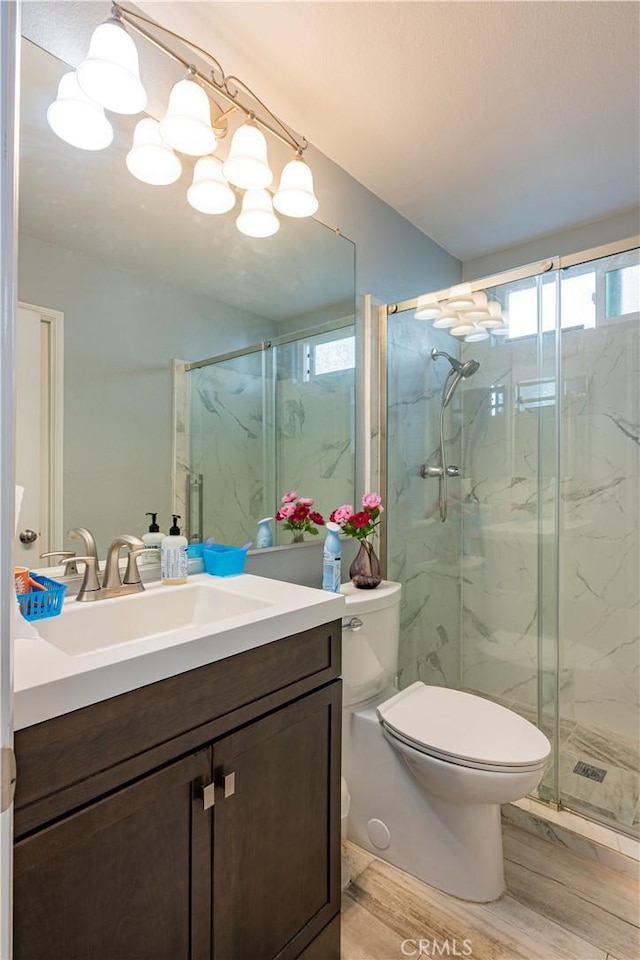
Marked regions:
[19,529,38,544]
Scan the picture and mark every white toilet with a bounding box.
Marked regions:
[341,580,551,902]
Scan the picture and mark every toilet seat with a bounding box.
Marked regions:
[377,682,551,773]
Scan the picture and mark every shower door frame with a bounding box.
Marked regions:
[376,233,640,827]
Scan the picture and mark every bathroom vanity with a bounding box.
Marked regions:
[12,575,344,960]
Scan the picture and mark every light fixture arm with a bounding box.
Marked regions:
[111,3,308,154]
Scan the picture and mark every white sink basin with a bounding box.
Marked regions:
[38,580,273,656]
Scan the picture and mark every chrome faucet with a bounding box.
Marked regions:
[62,535,146,602]
[101,535,146,596]
[68,527,99,564]
[41,527,99,576]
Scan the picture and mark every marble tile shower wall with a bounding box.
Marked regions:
[189,360,266,547]
[387,316,464,690]
[459,317,639,743]
[275,368,355,541]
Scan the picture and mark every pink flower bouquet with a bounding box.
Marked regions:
[329,493,384,543]
[275,491,325,539]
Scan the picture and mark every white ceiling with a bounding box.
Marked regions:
[136,0,640,261]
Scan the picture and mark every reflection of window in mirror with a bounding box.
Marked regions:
[303,330,356,381]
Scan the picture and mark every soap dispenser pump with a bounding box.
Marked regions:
[161,515,188,585]
[141,511,165,564]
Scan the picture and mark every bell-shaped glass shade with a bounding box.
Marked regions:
[77,19,147,115]
[446,282,475,310]
[432,313,459,329]
[273,155,318,217]
[47,71,113,150]
[461,290,490,320]
[187,156,236,214]
[236,189,279,238]
[159,79,217,157]
[450,317,476,337]
[465,326,490,342]
[223,120,273,190]
[126,118,182,185]
[414,295,442,321]
[478,301,505,329]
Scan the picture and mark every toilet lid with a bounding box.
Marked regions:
[377,683,551,768]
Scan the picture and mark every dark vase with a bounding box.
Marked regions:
[349,540,382,589]
[292,532,304,543]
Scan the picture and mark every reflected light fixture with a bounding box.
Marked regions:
[414,295,443,321]
[126,118,182,185]
[47,71,114,150]
[236,188,280,238]
[46,2,318,239]
[187,156,236,214]
[414,285,507,341]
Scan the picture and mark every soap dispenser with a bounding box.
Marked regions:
[141,512,165,564]
[161,515,188,585]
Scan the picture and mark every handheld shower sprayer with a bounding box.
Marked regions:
[425,347,481,521]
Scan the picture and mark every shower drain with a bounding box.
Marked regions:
[573,760,607,782]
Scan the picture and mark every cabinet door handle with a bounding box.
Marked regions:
[218,771,236,799]
[202,782,215,810]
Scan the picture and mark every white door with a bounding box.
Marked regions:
[14,304,63,568]
[1,3,20,956]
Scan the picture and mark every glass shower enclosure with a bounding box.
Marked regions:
[385,242,639,837]
[180,321,356,549]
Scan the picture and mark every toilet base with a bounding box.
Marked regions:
[343,705,507,902]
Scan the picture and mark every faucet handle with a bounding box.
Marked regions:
[123,548,146,589]
[41,551,78,575]
[61,556,101,601]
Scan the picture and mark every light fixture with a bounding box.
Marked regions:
[236,189,280,238]
[414,296,443,321]
[126,118,182,185]
[446,283,475,310]
[47,71,113,151]
[159,78,217,157]
[187,156,236,214]
[478,301,505,329]
[273,153,318,217]
[432,313,460,329]
[46,3,316,239]
[465,326,490,342]
[76,17,147,114]
[223,119,273,190]
[450,319,476,337]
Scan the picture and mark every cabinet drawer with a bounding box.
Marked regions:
[15,619,341,831]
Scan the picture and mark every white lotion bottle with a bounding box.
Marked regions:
[161,514,188,585]
[141,511,165,564]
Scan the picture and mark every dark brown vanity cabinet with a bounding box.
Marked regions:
[13,621,342,960]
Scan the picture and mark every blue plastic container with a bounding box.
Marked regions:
[17,573,68,621]
[203,544,248,577]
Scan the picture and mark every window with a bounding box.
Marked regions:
[506,272,596,340]
[306,335,355,378]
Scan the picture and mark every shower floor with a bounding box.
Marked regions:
[467,689,640,836]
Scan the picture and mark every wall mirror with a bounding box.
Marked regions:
[16,13,356,566]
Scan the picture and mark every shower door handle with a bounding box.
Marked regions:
[446,465,461,477]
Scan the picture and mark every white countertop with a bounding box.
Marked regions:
[14,573,345,730]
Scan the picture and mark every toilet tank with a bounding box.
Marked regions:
[340,581,402,707]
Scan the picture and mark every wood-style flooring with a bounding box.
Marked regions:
[341,824,640,960]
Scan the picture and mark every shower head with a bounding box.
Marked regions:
[430,347,480,379]
[431,347,481,407]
